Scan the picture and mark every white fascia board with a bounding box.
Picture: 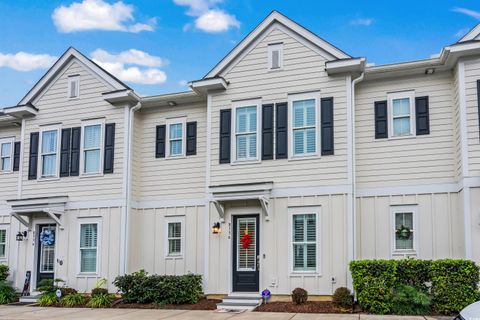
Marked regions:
[325,58,366,75]
[458,24,480,42]
[204,11,350,78]
[189,77,228,94]
[19,47,128,105]
[103,90,141,105]
[3,104,38,118]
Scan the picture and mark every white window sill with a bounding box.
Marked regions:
[267,68,283,73]
[37,177,60,182]
[166,155,186,160]
[79,173,104,178]
[165,255,183,260]
[0,171,13,175]
[290,271,319,276]
[387,134,416,141]
[392,250,417,256]
[76,273,99,278]
[288,154,320,162]
[230,159,261,166]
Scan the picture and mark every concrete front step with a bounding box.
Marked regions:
[18,295,40,304]
[217,293,262,311]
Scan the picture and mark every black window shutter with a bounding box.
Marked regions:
[186,121,197,156]
[28,132,39,180]
[276,102,288,159]
[155,125,166,158]
[219,109,231,164]
[104,123,115,174]
[70,127,81,176]
[60,128,71,177]
[13,141,20,172]
[321,97,334,155]
[262,104,274,160]
[415,96,430,135]
[374,100,388,139]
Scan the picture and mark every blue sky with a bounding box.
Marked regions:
[0,0,478,108]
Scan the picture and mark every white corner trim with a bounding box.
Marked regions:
[458,61,469,178]
[463,187,472,259]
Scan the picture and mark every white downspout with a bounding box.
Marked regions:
[350,72,364,263]
[122,101,142,275]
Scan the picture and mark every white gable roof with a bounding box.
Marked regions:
[458,23,480,43]
[19,47,130,105]
[204,10,351,78]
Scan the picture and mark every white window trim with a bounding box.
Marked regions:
[0,225,9,261]
[387,91,416,139]
[390,205,418,256]
[288,92,321,159]
[77,217,101,276]
[231,99,261,163]
[288,206,321,275]
[164,216,185,259]
[80,119,105,176]
[0,137,14,174]
[67,75,80,99]
[268,43,283,70]
[166,117,187,159]
[38,124,61,180]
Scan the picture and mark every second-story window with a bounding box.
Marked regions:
[235,105,258,161]
[388,91,415,138]
[289,92,320,158]
[81,120,104,175]
[40,127,59,178]
[166,117,186,158]
[268,43,283,70]
[0,139,13,173]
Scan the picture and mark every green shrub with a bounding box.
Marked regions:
[37,279,57,294]
[38,292,58,307]
[0,265,9,281]
[113,270,202,304]
[392,285,430,315]
[291,288,308,304]
[332,287,353,310]
[91,288,108,296]
[0,281,17,304]
[350,260,397,314]
[87,293,114,308]
[396,259,431,293]
[430,259,480,315]
[350,259,480,315]
[60,287,77,296]
[61,293,88,307]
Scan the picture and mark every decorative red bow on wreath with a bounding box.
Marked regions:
[240,231,252,249]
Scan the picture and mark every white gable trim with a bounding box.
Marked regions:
[458,24,480,43]
[20,47,128,105]
[205,11,350,78]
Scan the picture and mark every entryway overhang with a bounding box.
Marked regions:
[6,196,68,230]
[209,182,273,222]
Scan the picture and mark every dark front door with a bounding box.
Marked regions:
[232,215,259,292]
[36,224,56,288]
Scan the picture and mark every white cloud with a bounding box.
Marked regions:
[174,0,240,33]
[91,49,167,85]
[195,9,240,33]
[0,52,57,71]
[453,7,480,20]
[350,18,374,26]
[52,0,156,33]
[178,80,188,87]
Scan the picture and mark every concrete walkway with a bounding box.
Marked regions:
[0,306,453,320]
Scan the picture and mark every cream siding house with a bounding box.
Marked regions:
[0,11,479,302]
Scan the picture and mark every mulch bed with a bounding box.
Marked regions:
[255,301,352,313]
[113,298,221,310]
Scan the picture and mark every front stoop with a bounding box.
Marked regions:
[18,295,40,304]
[217,293,262,311]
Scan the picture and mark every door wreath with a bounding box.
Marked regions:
[240,230,252,249]
[40,229,55,246]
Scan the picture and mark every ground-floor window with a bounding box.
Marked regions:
[289,207,320,273]
[79,221,99,273]
[391,205,417,253]
[0,227,7,259]
[165,216,184,258]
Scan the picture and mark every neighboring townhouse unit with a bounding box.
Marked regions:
[0,11,479,299]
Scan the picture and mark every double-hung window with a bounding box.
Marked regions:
[289,93,319,157]
[166,118,186,158]
[0,138,13,173]
[388,91,415,137]
[165,217,184,257]
[81,121,103,175]
[39,126,60,178]
[290,207,319,273]
[391,205,416,254]
[0,227,7,259]
[79,221,99,273]
[68,76,80,99]
[234,100,259,162]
